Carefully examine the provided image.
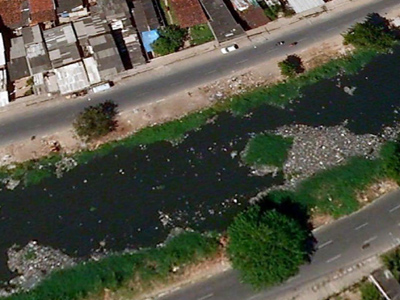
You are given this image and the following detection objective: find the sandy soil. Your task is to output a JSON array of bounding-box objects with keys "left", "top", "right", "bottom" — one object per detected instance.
[{"left": 0, "top": 35, "right": 347, "bottom": 166}]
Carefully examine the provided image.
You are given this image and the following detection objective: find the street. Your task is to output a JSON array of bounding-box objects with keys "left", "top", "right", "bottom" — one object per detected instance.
[
  {"left": 159, "top": 190, "right": 400, "bottom": 300},
  {"left": 0, "top": 0, "right": 399, "bottom": 146}
]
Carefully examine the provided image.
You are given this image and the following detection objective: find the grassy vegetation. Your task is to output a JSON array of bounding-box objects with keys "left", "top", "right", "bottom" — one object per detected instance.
[
  {"left": 242, "top": 133, "right": 293, "bottom": 168},
  {"left": 190, "top": 24, "right": 215, "bottom": 46},
  {"left": 2, "top": 232, "right": 220, "bottom": 300},
  {"left": 383, "top": 247, "right": 400, "bottom": 281},
  {"left": 267, "top": 156, "right": 383, "bottom": 218}
]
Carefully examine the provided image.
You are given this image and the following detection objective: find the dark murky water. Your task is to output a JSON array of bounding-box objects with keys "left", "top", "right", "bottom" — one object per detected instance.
[{"left": 0, "top": 49, "right": 400, "bottom": 281}]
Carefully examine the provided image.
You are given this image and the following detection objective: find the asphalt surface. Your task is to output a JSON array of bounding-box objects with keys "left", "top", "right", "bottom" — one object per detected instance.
[
  {"left": 159, "top": 190, "right": 400, "bottom": 300},
  {"left": 0, "top": 0, "right": 398, "bottom": 146}
]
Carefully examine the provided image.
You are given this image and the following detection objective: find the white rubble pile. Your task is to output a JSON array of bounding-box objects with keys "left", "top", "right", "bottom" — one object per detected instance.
[
  {"left": 0, "top": 241, "right": 76, "bottom": 296},
  {"left": 275, "top": 124, "right": 383, "bottom": 186}
]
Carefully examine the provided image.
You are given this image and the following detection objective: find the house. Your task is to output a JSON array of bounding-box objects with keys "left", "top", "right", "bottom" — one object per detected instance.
[
  {"left": 88, "top": 33, "right": 125, "bottom": 80},
  {"left": 131, "top": 0, "right": 163, "bottom": 58},
  {"left": 0, "top": 0, "right": 30, "bottom": 30},
  {"left": 29, "top": 0, "right": 56, "bottom": 25},
  {"left": 54, "top": 61, "right": 90, "bottom": 94},
  {"left": 93, "top": 0, "right": 147, "bottom": 68},
  {"left": 230, "top": 0, "right": 268, "bottom": 29},
  {"left": 43, "top": 23, "right": 81, "bottom": 68},
  {"left": 370, "top": 269, "right": 400, "bottom": 300},
  {"left": 200, "top": 0, "right": 245, "bottom": 42},
  {"left": 22, "top": 25, "right": 52, "bottom": 75},
  {"left": 56, "top": 0, "right": 87, "bottom": 21},
  {"left": 169, "top": 0, "right": 207, "bottom": 28},
  {"left": 286, "top": 0, "right": 324, "bottom": 14},
  {"left": 8, "top": 37, "right": 30, "bottom": 81}
]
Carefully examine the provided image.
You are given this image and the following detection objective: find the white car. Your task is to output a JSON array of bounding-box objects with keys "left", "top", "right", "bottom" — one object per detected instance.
[{"left": 221, "top": 44, "right": 239, "bottom": 54}]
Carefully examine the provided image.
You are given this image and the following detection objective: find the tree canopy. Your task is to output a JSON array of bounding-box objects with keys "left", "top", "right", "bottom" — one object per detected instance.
[
  {"left": 227, "top": 205, "right": 309, "bottom": 289},
  {"left": 343, "top": 13, "right": 397, "bottom": 51},
  {"left": 152, "top": 25, "right": 188, "bottom": 56},
  {"left": 73, "top": 100, "right": 118, "bottom": 141},
  {"left": 278, "top": 55, "right": 305, "bottom": 77}
]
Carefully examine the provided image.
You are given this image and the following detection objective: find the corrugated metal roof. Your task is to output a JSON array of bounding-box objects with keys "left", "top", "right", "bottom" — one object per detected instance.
[
  {"left": 287, "top": 0, "right": 324, "bottom": 14},
  {"left": 0, "top": 91, "right": 9, "bottom": 107}
]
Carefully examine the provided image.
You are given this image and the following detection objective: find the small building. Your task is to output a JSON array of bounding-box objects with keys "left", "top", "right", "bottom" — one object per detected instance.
[
  {"left": 169, "top": 0, "right": 207, "bottom": 28},
  {"left": 0, "top": 0, "right": 30, "bottom": 30},
  {"left": 22, "top": 26, "right": 52, "bottom": 75},
  {"left": 28, "top": 0, "right": 56, "bottom": 25},
  {"left": 83, "top": 57, "right": 101, "bottom": 85},
  {"left": 230, "top": 0, "right": 269, "bottom": 29},
  {"left": 370, "top": 269, "right": 400, "bottom": 300},
  {"left": 131, "top": 0, "right": 162, "bottom": 33},
  {"left": 43, "top": 23, "right": 81, "bottom": 68},
  {"left": 8, "top": 37, "right": 30, "bottom": 81},
  {"left": 89, "top": 33, "right": 125, "bottom": 80},
  {"left": 200, "top": 0, "right": 245, "bottom": 43},
  {"left": 286, "top": 0, "right": 325, "bottom": 14},
  {"left": 54, "top": 61, "right": 89, "bottom": 94},
  {"left": 56, "top": 0, "right": 87, "bottom": 21}
]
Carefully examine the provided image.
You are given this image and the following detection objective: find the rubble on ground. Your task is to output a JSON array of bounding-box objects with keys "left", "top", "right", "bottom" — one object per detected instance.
[
  {"left": 55, "top": 157, "right": 77, "bottom": 178},
  {"left": 0, "top": 241, "right": 76, "bottom": 296},
  {"left": 275, "top": 124, "right": 383, "bottom": 186},
  {"left": 200, "top": 71, "right": 269, "bottom": 102}
]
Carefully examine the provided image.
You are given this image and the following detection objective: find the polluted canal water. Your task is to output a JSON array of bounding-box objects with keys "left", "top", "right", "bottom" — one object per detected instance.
[{"left": 1, "top": 49, "right": 400, "bottom": 282}]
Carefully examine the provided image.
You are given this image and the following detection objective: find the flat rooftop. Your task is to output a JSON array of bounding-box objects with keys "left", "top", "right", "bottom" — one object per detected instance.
[
  {"left": 8, "top": 37, "right": 30, "bottom": 81},
  {"left": 55, "top": 61, "right": 90, "bottom": 94},
  {"left": 44, "top": 23, "right": 81, "bottom": 68},
  {"left": 200, "top": 0, "right": 244, "bottom": 42}
]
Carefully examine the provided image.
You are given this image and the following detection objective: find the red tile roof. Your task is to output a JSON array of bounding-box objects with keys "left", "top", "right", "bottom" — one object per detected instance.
[
  {"left": 29, "top": 0, "right": 56, "bottom": 24},
  {"left": 170, "top": 0, "right": 207, "bottom": 28},
  {"left": 0, "top": 0, "right": 25, "bottom": 28}
]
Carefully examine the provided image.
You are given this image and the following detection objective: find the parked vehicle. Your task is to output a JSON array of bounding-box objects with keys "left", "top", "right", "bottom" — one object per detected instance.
[
  {"left": 221, "top": 44, "right": 239, "bottom": 54},
  {"left": 91, "top": 82, "right": 112, "bottom": 93},
  {"left": 276, "top": 41, "right": 285, "bottom": 46}
]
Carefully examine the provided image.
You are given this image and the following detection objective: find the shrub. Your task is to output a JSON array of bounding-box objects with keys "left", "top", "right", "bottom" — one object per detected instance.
[
  {"left": 278, "top": 55, "right": 305, "bottom": 77},
  {"left": 242, "top": 133, "right": 293, "bottom": 168},
  {"left": 343, "top": 13, "right": 397, "bottom": 52},
  {"left": 227, "top": 205, "right": 308, "bottom": 288},
  {"left": 73, "top": 100, "right": 118, "bottom": 141},
  {"left": 360, "top": 282, "right": 383, "bottom": 300},
  {"left": 152, "top": 25, "right": 188, "bottom": 55}
]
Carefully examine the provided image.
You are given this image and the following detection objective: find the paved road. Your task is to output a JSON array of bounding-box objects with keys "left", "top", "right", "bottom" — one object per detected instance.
[
  {"left": 0, "top": 0, "right": 399, "bottom": 146},
  {"left": 159, "top": 190, "right": 400, "bottom": 300}
]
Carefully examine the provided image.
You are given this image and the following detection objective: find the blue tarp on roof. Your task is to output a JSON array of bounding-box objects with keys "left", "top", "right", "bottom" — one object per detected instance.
[{"left": 141, "top": 30, "right": 159, "bottom": 52}]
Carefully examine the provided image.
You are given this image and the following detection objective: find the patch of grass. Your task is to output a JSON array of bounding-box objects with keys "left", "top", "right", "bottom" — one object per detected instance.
[
  {"left": 2, "top": 232, "right": 220, "bottom": 300},
  {"left": 242, "top": 133, "right": 293, "bottom": 168},
  {"left": 294, "top": 157, "right": 382, "bottom": 217},
  {"left": 383, "top": 247, "right": 400, "bottom": 281},
  {"left": 190, "top": 24, "right": 214, "bottom": 46}
]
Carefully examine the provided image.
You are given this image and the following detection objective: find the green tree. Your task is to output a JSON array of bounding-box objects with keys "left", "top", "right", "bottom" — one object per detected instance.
[
  {"left": 227, "top": 205, "right": 309, "bottom": 289},
  {"left": 73, "top": 100, "right": 118, "bottom": 141},
  {"left": 152, "top": 25, "right": 188, "bottom": 55},
  {"left": 360, "top": 282, "right": 383, "bottom": 300},
  {"left": 278, "top": 55, "right": 304, "bottom": 77},
  {"left": 343, "top": 13, "right": 397, "bottom": 52}
]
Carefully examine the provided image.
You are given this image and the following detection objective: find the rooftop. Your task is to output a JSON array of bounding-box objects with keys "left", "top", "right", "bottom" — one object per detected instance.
[
  {"left": 22, "top": 25, "right": 43, "bottom": 45},
  {"left": 93, "top": 0, "right": 130, "bottom": 21},
  {"left": 56, "top": 0, "right": 83, "bottom": 14},
  {"left": 170, "top": 0, "right": 207, "bottom": 28},
  {"left": 371, "top": 269, "right": 400, "bottom": 300},
  {"left": 89, "top": 33, "right": 124, "bottom": 80},
  {"left": 200, "top": 0, "right": 244, "bottom": 42},
  {"left": 287, "top": 0, "right": 324, "bottom": 14},
  {"left": 8, "top": 37, "right": 30, "bottom": 81},
  {"left": 73, "top": 15, "right": 110, "bottom": 42},
  {"left": 131, "top": 0, "right": 161, "bottom": 32},
  {"left": 29, "top": 0, "right": 56, "bottom": 24},
  {"left": 54, "top": 61, "right": 90, "bottom": 94},
  {"left": 44, "top": 23, "right": 81, "bottom": 68},
  {"left": 0, "top": 0, "right": 30, "bottom": 29}
]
